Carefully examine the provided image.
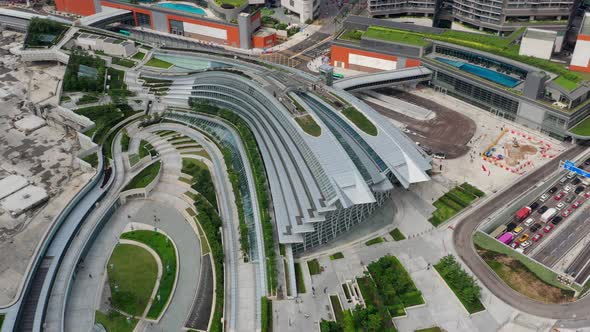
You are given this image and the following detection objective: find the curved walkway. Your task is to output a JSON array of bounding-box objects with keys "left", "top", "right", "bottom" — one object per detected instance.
[{"left": 453, "top": 144, "right": 590, "bottom": 322}]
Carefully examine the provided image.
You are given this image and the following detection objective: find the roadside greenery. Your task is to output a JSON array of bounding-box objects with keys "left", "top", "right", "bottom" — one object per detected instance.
[
  {"left": 261, "top": 297, "right": 272, "bottom": 332},
  {"left": 120, "top": 230, "right": 177, "bottom": 319},
  {"left": 365, "top": 237, "right": 384, "bottom": 246},
  {"left": 191, "top": 100, "right": 277, "bottom": 293},
  {"left": 429, "top": 183, "right": 483, "bottom": 226},
  {"left": 307, "top": 259, "right": 321, "bottom": 275},
  {"left": 295, "top": 262, "right": 306, "bottom": 293},
  {"left": 330, "top": 295, "right": 344, "bottom": 322},
  {"left": 434, "top": 255, "right": 484, "bottom": 314},
  {"left": 123, "top": 160, "right": 161, "bottom": 190},
  {"left": 63, "top": 52, "right": 106, "bottom": 93},
  {"left": 390, "top": 228, "right": 406, "bottom": 241},
  {"left": 341, "top": 107, "right": 378, "bottom": 136},
  {"left": 107, "top": 244, "right": 158, "bottom": 316},
  {"left": 330, "top": 252, "right": 344, "bottom": 260}
]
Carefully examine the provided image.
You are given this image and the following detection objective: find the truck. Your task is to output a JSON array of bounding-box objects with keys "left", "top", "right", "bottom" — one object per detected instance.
[
  {"left": 498, "top": 232, "right": 514, "bottom": 245},
  {"left": 515, "top": 206, "right": 532, "bottom": 221},
  {"left": 490, "top": 225, "right": 507, "bottom": 239},
  {"left": 540, "top": 208, "right": 557, "bottom": 223}
]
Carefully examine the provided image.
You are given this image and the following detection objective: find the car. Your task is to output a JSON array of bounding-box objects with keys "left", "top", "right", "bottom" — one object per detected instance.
[
  {"left": 540, "top": 194, "right": 549, "bottom": 202},
  {"left": 510, "top": 242, "right": 520, "bottom": 249},
  {"left": 551, "top": 216, "right": 563, "bottom": 225},
  {"left": 573, "top": 201, "right": 584, "bottom": 209},
  {"left": 530, "top": 223, "right": 542, "bottom": 232},
  {"left": 562, "top": 209, "right": 572, "bottom": 217},
  {"left": 519, "top": 233, "right": 530, "bottom": 242},
  {"left": 543, "top": 224, "right": 554, "bottom": 233},
  {"left": 556, "top": 202, "right": 566, "bottom": 210},
  {"left": 549, "top": 187, "right": 558, "bottom": 194},
  {"left": 529, "top": 202, "right": 540, "bottom": 211},
  {"left": 566, "top": 195, "right": 576, "bottom": 203},
  {"left": 538, "top": 206, "right": 549, "bottom": 214},
  {"left": 555, "top": 192, "right": 566, "bottom": 200},
  {"left": 521, "top": 240, "right": 532, "bottom": 248},
  {"left": 524, "top": 217, "right": 535, "bottom": 226},
  {"left": 513, "top": 226, "right": 524, "bottom": 235},
  {"left": 506, "top": 222, "right": 517, "bottom": 232},
  {"left": 575, "top": 186, "right": 586, "bottom": 194},
  {"left": 532, "top": 233, "right": 543, "bottom": 242},
  {"left": 585, "top": 191, "right": 590, "bottom": 198},
  {"left": 585, "top": 158, "right": 590, "bottom": 166},
  {"left": 564, "top": 185, "right": 573, "bottom": 193},
  {"left": 572, "top": 178, "right": 582, "bottom": 185},
  {"left": 567, "top": 172, "right": 577, "bottom": 179}
]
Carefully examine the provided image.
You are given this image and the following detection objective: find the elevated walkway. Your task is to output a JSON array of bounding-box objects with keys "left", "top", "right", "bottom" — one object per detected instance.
[
  {"left": 332, "top": 66, "right": 432, "bottom": 92},
  {"left": 79, "top": 7, "right": 133, "bottom": 28}
]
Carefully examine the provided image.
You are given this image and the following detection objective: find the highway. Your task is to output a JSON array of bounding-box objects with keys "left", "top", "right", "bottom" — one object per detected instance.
[
  {"left": 453, "top": 143, "right": 590, "bottom": 320},
  {"left": 567, "top": 243, "right": 590, "bottom": 284}
]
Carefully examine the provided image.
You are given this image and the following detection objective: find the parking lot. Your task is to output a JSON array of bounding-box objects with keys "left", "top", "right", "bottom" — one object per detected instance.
[{"left": 489, "top": 157, "right": 590, "bottom": 281}]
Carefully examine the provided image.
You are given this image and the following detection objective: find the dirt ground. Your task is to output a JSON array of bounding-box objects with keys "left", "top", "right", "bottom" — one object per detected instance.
[
  {"left": 478, "top": 248, "right": 575, "bottom": 304},
  {"left": 361, "top": 87, "right": 476, "bottom": 159}
]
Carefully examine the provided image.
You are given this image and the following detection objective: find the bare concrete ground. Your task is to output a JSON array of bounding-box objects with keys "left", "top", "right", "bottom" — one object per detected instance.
[
  {"left": 0, "top": 32, "right": 92, "bottom": 306},
  {"left": 363, "top": 87, "right": 476, "bottom": 159}
]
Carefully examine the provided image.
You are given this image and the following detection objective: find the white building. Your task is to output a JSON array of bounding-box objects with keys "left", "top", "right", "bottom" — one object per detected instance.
[
  {"left": 571, "top": 13, "right": 590, "bottom": 73},
  {"left": 76, "top": 33, "right": 137, "bottom": 57},
  {"left": 519, "top": 28, "right": 556, "bottom": 60},
  {"left": 281, "top": 0, "right": 320, "bottom": 23}
]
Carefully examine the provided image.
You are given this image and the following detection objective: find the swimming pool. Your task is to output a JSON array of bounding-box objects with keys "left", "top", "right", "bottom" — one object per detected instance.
[
  {"left": 156, "top": 2, "right": 206, "bottom": 15},
  {"left": 435, "top": 57, "right": 521, "bottom": 88}
]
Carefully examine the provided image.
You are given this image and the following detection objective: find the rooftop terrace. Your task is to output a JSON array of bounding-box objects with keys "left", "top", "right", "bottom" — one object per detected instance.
[{"left": 339, "top": 25, "right": 588, "bottom": 91}]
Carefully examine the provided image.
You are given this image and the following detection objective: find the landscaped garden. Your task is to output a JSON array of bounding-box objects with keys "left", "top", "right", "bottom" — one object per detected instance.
[
  {"left": 123, "top": 160, "right": 161, "bottom": 190},
  {"left": 75, "top": 104, "right": 134, "bottom": 145},
  {"left": 307, "top": 259, "right": 321, "bottom": 275},
  {"left": 77, "top": 94, "right": 100, "bottom": 105},
  {"left": 24, "top": 18, "right": 68, "bottom": 48},
  {"left": 390, "top": 228, "right": 406, "bottom": 241},
  {"left": 182, "top": 158, "right": 218, "bottom": 209},
  {"left": 63, "top": 52, "right": 106, "bottom": 93},
  {"left": 474, "top": 232, "right": 576, "bottom": 302},
  {"left": 341, "top": 106, "right": 378, "bottom": 136},
  {"left": 365, "top": 236, "right": 384, "bottom": 246},
  {"left": 330, "top": 252, "right": 344, "bottom": 260},
  {"left": 145, "top": 57, "right": 174, "bottom": 69},
  {"left": 429, "top": 182, "right": 484, "bottom": 226},
  {"left": 120, "top": 230, "right": 177, "bottom": 319},
  {"left": 107, "top": 243, "right": 158, "bottom": 316},
  {"left": 570, "top": 116, "right": 590, "bottom": 137},
  {"left": 95, "top": 310, "right": 138, "bottom": 332},
  {"left": 434, "top": 255, "right": 484, "bottom": 314}
]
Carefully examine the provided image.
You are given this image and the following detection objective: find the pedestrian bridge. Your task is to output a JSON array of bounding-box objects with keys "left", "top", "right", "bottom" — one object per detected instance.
[{"left": 333, "top": 66, "right": 432, "bottom": 92}]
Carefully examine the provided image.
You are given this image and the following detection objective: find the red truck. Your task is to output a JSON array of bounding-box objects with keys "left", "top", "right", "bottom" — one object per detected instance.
[{"left": 515, "top": 207, "right": 532, "bottom": 221}]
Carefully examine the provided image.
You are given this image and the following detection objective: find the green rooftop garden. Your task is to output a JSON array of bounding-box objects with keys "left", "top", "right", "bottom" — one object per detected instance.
[
  {"left": 124, "top": 160, "right": 161, "bottom": 190},
  {"left": 349, "top": 26, "right": 584, "bottom": 90},
  {"left": 342, "top": 106, "right": 378, "bottom": 136},
  {"left": 24, "top": 18, "right": 68, "bottom": 48},
  {"left": 570, "top": 116, "right": 590, "bottom": 137},
  {"left": 213, "top": 0, "right": 247, "bottom": 7},
  {"left": 295, "top": 114, "right": 321, "bottom": 137}
]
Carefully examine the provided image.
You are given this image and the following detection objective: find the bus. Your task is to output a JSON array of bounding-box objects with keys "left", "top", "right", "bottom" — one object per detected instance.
[
  {"left": 119, "top": 30, "right": 131, "bottom": 36},
  {"left": 332, "top": 73, "right": 344, "bottom": 79}
]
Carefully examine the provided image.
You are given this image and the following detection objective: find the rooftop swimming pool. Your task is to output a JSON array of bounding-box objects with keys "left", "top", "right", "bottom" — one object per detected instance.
[
  {"left": 435, "top": 57, "right": 521, "bottom": 88},
  {"left": 156, "top": 2, "right": 206, "bottom": 15}
]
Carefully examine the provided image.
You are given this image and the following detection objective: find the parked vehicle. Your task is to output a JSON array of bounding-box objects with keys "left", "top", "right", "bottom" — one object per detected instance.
[
  {"left": 543, "top": 224, "right": 554, "bottom": 233},
  {"left": 575, "top": 186, "right": 586, "bottom": 194},
  {"left": 564, "top": 185, "right": 573, "bottom": 193},
  {"left": 515, "top": 206, "right": 532, "bottom": 221},
  {"left": 585, "top": 158, "right": 590, "bottom": 166},
  {"left": 573, "top": 201, "right": 584, "bottom": 209},
  {"left": 524, "top": 218, "right": 535, "bottom": 226},
  {"left": 506, "top": 222, "right": 517, "bottom": 232},
  {"left": 566, "top": 195, "right": 576, "bottom": 203},
  {"left": 540, "top": 208, "right": 557, "bottom": 222},
  {"left": 530, "top": 224, "right": 541, "bottom": 232},
  {"left": 532, "top": 233, "right": 543, "bottom": 242},
  {"left": 551, "top": 216, "right": 563, "bottom": 225},
  {"left": 538, "top": 206, "right": 549, "bottom": 214},
  {"left": 519, "top": 233, "right": 530, "bottom": 242},
  {"left": 491, "top": 225, "right": 508, "bottom": 238},
  {"left": 555, "top": 192, "right": 566, "bottom": 200},
  {"left": 584, "top": 191, "right": 590, "bottom": 198},
  {"left": 556, "top": 202, "right": 566, "bottom": 210},
  {"left": 572, "top": 178, "right": 582, "bottom": 185},
  {"left": 521, "top": 240, "right": 532, "bottom": 248},
  {"left": 529, "top": 202, "right": 540, "bottom": 211},
  {"left": 510, "top": 242, "right": 520, "bottom": 249},
  {"left": 513, "top": 226, "right": 524, "bottom": 235},
  {"left": 540, "top": 194, "right": 549, "bottom": 202},
  {"left": 567, "top": 172, "right": 577, "bottom": 179},
  {"left": 562, "top": 209, "right": 572, "bottom": 218},
  {"left": 560, "top": 177, "right": 569, "bottom": 184},
  {"left": 549, "top": 187, "right": 558, "bottom": 194},
  {"left": 498, "top": 232, "right": 514, "bottom": 244}
]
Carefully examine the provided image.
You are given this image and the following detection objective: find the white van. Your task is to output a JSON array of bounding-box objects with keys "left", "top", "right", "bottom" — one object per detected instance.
[{"left": 524, "top": 218, "right": 535, "bottom": 226}]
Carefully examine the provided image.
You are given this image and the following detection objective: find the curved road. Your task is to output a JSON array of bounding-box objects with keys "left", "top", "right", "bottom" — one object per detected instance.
[{"left": 453, "top": 144, "right": 590, "bottom": 320}]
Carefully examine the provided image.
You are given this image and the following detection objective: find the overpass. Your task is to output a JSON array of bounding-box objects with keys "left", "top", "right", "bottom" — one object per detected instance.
[
  {"left": 79, "top": 7, "right": 133, "bottom": 28},
  {"left": 332, "top": 66, "right": 432, "bottom": 92}
]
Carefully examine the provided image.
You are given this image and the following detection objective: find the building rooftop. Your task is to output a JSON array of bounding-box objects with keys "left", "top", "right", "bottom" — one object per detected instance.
[
  {"left": 0, "top": 175, "right": 29, "bottom": 200},
  {"left": 0, "top": 185, "right": 48, "bottom": 216},
  {"left": 523, "top": 28, "right": 557, "bottom": 42}
]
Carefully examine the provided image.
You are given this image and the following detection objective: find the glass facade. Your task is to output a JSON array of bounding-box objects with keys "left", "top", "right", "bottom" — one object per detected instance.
[{"left": 136, "top": 13, "right": 151, "bottom": 27}]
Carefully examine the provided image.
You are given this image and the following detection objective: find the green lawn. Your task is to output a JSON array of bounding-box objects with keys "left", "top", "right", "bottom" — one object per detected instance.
[
  {"left": 554, "top": 76, "right": 578, "bottom": 91},
  {"left": 294, "top": 262, "right": 306, "bottom": 293},
  {"left": 213, "top": 0, "right": 247, "bottom": 7},
  {"left": 132, "top": 52, "right": 146, "bottom": 60},
  {"left": 364, "top": 26, "right": 430, "bottom": 46},
  {"left": 95, "top": 310, "right": 138, "bottom": 332},
  {"left": 123, "top": 160, "right": 161, "bottom": 191},
  {"left": 365, "top": 236, "right": 385, "bottom": 246},
  {"left": 145, "top": 57, "right": 173, "bottom": 69},
  {"left": 341, "top": 107, "right": 378, "bottom": 136},
  {"left": 340, "top": 30, "right": 363, "bottom": 42},
  {"left": 120, "top": 230, "right": 177, "bottom": 319},
  {"left": 473, "top": 232, "right": 573, "bottom": 290},
  {"left": 330, "top": 252, "right": 344, "bottom": 260},
  {"left": 390, "top": 228, "right": 406, "bottom": 241},
  {"left": 112, "top": 57, "right": 136, "bottom": 68},
  {"left": 570, "top": 116, "right": 590, "bottom": 137},
  {"left": 295, "top": 114, "right": 321, "bottom": 137},
  {"left": 138, "top": 139, "right": 154, "bottom": 158},
  {"left": 415, "top": 328, "right": 442, "bottom": 332},
  {"left": 107, "top": 244, "right": 158, "bottom": 316},
  {"left": 307, "top": 259, "right": 321, "bottom": 275},
  {"left": 429, "top": 184, "right": 484, "bottom": 226}
]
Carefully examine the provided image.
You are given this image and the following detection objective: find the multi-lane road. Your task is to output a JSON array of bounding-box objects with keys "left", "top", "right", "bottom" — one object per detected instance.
[{"left": 453, "top": 143, "right": 590, "bottom": 320}]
